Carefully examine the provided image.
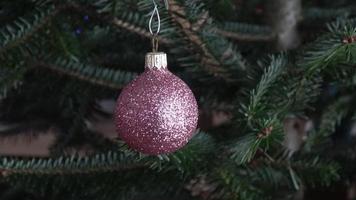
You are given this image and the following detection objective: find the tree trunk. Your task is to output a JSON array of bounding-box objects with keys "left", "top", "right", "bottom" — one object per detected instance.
[{"left": 267, "top": 0, "right": 302, "bottom": 50}]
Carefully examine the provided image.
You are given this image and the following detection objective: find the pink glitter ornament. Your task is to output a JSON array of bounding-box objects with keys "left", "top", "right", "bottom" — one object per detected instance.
[{"left": 114, "top": 52, "right": 198, "bottom": 155}]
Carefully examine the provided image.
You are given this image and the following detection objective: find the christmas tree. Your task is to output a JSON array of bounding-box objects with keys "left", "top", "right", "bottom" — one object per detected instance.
[{"left": 0, "top": 0, "right": 355, "bottom": 199}]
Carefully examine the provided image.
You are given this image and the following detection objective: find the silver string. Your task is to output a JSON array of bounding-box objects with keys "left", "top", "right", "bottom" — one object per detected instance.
[
  {"left": 148, "top": 0, "right": 169, "bottom": 36},
  {"left": 149, "top": 1, "right": 160, "bottom": 35}
]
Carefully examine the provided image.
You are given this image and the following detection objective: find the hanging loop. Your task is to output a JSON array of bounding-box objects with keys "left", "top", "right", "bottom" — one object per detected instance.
[
  {"left": 149, "top": 2, "right": 161, "bottom": 35},
  {"left": 148, "top": 0, "right": 169, "bottom": 51},
  {"left": 148, "top": 0, "right": 169, "bottom": 36}
]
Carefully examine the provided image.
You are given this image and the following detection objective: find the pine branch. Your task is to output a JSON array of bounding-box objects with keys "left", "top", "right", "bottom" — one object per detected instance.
[
  {"left": 0, "top": 132, "right": 213, "bottom": 175},
  {"left": 3, "top": 170, "right": 191, "bottom": 200},
  {"left": 215, "top": 167, "right": 264, "bottom": 200},
  {"left": 229, "top": 133, "right": 263, "bottom": 165},
  {"left": 111, "top": 16, "right": 172, "bottom": 45},
  {"left": 34, "top": 58, "right": 137, "bottom": 89},
  {"left": 230, "top": 119, "right": 283, "bottom": 165},
  {"left": 230, "top": 55, "right": 288, "bottom": 164},
  {"left": 288, "top": 156, "right": 341, "bottom": 188},
  {"left": 303, "top": 7, "right": 356, "bottom": 21},
  {"left": 286, "top": 71, "right": 322, "bottom": 113},
  {"left": 216, "top": 22, "right": 275, "bottom": 42},
  {"left": 244, "top": 55, "right": 287, "bottom": 122},
  {"left": 299, "top": 22, "right": 356, "bottom": 75},
  {"left": 234, "top": 157, "right": 338, "bottom": 193},
  {"left": 247, "top": 164, "right": 288, "bottom": 189},
  {"left": 78, "top": 0, "right": 247, "bottom": 82},
  {"left": 284, "top": 20, "right": 356, "bottom": 118},
  {"left": 167, "top": 1, "right": 223, "bottom": 71},
  {"left": 213, "top": 154, "right": 340, "bottom": 200},
  {"left": 216, "top": 29, "right": 274, "bottom": 42},
  {"left": 305, "top": 96, "right": 352, "bottom": 150},
  {"left": 0, "top": 5, "right": 59, "bottom": 55},
  {"left": 167, "top": 0, "right": 245, "bottom": 81},
  {"left": 67, "top": 2, "right": 173, "bottom": 45}
]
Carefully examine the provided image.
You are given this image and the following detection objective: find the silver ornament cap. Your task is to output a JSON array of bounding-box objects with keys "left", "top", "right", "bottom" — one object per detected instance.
[{"left": 145, "top": 52, "right": 167, "bottom": 70}]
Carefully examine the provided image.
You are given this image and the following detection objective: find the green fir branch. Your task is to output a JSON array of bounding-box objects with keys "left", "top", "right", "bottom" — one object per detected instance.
[
  {"left": 71, "top": 1, "right": 173, "bottom": 44},
  {"left": 250, "top": 156, "right": 340, "bottom": 190},
  {"left": 305, "top": 96, "right": 352, "bottom": 149},
  {"left": 2, "top": 169, "right": 190, "bottom": 200},
  {"left": 244, "top": 55, "right": 287, "bottom": 122},
  {"left": 165, "top": 0, "right": 248, "bottom": 81},
  {"left": 303, "top": 7, "right": 353, "bottom": 21},
  {"left": 299, "top": 21, "right": 356, "bottom": 75},
  {"left": 215, "top": 167, "right": 265, "bottom": 200},
  {"left": 0, "top": 5, "right": 59, "bottom": 55},
  {"left": 229, "top": 133, "right": 263, "bottom": 165},
  {"left": 213, "top": 155, "right": 340, "bottom": 200},
  {"left": 0, "top": 131, "right": 213, "bottom": 175},
  {"left": 35, "top": 57, "right": 137, "bottom": 89},
  {"left": 230, "top": 55, "right": 288, "bottom": 165},
  {"left": 290, "top": 156, "right": 341, "bottom": 188},
  {"left": 230, "top": 119, "right": 283, "bottom": 165},
  {"left": 216, "top": 22, "right": 274, "bottom": 42}
]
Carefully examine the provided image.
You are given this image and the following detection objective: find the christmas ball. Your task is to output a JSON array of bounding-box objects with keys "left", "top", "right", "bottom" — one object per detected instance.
[{"left": 114, "top": 52, "right": 198, "bottom": 155}]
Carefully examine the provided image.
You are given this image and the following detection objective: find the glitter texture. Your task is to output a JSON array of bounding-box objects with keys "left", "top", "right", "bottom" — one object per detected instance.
[{"left": 114, "top": 54, "right": 198, "bottom": 155}]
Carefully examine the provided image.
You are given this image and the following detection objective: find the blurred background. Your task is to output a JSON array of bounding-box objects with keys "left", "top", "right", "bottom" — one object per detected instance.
[{"left": 0, "top": 0, "right": 356, "bottom": 199}]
